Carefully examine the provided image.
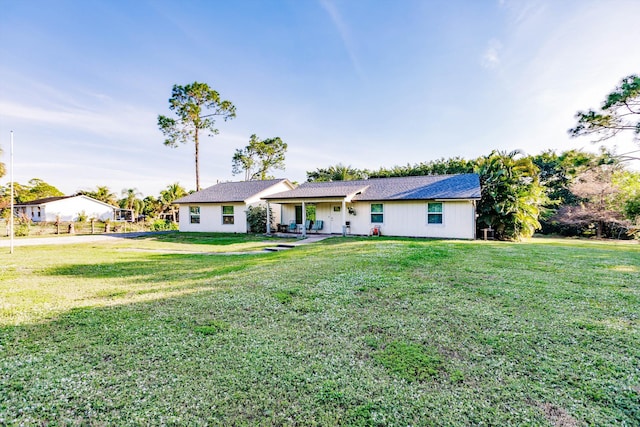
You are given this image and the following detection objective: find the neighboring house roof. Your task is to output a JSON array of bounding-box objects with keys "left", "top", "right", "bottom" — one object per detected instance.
[
  {"left": 14, "top": 195, "right": 117, "bottom": 209},
  {"left": 174, "top": 179, "right": 293, "bottom": 204},
  {"left": 14, "top": 196, "right": 72, "bottom": 206},
  {"left": 265, "top": 174, "right": 481, "bottom": 201}
]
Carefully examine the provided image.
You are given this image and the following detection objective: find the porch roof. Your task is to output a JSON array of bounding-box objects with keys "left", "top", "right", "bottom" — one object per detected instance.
[{"left": 264, "top": 181, "right": 369, "bottom": 202}]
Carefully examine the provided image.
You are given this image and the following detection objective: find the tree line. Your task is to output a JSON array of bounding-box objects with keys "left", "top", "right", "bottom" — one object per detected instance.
[{"left": 305, "top": 148, "right": 640, "bottom": 240}]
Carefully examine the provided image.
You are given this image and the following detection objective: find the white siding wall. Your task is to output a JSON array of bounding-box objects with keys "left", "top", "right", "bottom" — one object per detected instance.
[
  {"left": 266, "top": 202, "right": 283, "bottom": 226},
  {"left": 179, "top": 203, "right": 247, "bottom": 233},
  {"left": 177, "top": 181, "right": 293, "bottom": 233},
  {"left": 347, "top": 201, "right": 475, "bottom": 239},
  {"left": 179, "top": 202, "right": 286, "bottom": 233},
  {"left": 39, "top": 198, "right": 114, "bottom": 222},
  {"left": 281, "top": 200, "right": 475, "bottom": 239},
  {"left": 280, "top": 205, "right": 295, "bottom": 226}
]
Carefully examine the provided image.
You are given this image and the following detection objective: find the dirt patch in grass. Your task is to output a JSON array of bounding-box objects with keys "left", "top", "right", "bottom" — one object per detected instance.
[{"left": 538, "top": 402, "right": 579, "bottom": 427}]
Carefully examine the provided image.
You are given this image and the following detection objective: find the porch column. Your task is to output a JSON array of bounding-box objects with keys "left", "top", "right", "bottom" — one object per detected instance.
[
  {"left": 266, "top": 202, "right": 271, "bottom": 235},
  {"left": 301, "top": 201, "right": 307, "bottom": 238},
  {"left": 341, "top": 199, "right": 347, "bottom": 236}
]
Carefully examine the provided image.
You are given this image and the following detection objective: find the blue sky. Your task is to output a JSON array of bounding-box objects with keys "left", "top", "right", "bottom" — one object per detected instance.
[{"left": 1, "top": 0, "right": 639, "bottom": 196}]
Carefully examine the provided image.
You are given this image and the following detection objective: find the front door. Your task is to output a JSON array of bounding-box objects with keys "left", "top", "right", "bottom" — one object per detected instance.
[{"left": 329, "top": 205, "right": 343, "bottom": 234}]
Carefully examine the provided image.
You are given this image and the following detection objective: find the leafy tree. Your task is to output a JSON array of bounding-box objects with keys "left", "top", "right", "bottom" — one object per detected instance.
[
  {"left": 369, "top": 157, "right": 474, "bottom": 178},
  {"left": 613, "top": 169, "right": 640, "bottom": 223},
  {"left": 0, "top": 144, "right": 5, "bottom": 179},
  {"left": 531, "top": 150, "right": 596, "bottom": 208},
  {"left": 142, "top": 195, "right": 162, "bottom": 218},
  {"left": 158, "top": 82, "right": 236, "bottom": 191},
  {"left": 7, "top": 179, "right": 63, "bottom": 203},
  {"left": 474, "top": 150, "right": 546, "bottom": 240},
  {"left": 306, "top": 163, "right": 368, "bottom": 182},
  {"left": 570, "top": 74, "right": 640, "bottom": 143},
  {"left": 624, "top": 196, "right": 640, "bottom": 223},
  {"left": 232, "top": 134, "right": 288, "bottom": 180},
  {"left": 553, "top": 166, "right": 629, "bottom": 238},
  {"left": 25, "top": 178, "right": 64, "bottom": 201}
]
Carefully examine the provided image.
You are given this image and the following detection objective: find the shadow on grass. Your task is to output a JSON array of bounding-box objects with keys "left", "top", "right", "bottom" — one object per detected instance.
[
  {"left": 0, "top": 281, "right": 402, "bottom": 425},
  {"left": 45, "top": 254, "right": 253, "bottom": 282},
  {"left": 128, "top": 232, "right": 289, "bottom": 246}
]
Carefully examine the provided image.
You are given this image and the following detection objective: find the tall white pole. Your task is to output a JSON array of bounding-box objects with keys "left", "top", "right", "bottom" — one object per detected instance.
[{"left": 9, "top": 131, "right": 14, "bottom": 254}]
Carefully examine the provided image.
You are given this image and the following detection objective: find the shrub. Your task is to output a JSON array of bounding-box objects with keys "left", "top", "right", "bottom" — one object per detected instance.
[
  {"left": 245, "top": 205, "right": 273, "bottom": 233},
  {"left": 14, "top": 222, "right": 30, "bottom": 237},
  {"left": 151, "top": 219, "right": 178, "bottom": 231}
]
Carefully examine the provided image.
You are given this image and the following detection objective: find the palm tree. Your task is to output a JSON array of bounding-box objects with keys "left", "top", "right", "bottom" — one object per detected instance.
[
  {"left": 474, "top": 150, "right": 546, "bottom": 240},
  {"left": 120, "top": 188, "right": 143, "bottom": 219},
  {"left": 93, "top": 186, "right": 118, "bottom": 206},
  {"left": 307, "top": 163, "right": 368, "bottom": 182},
  {"left": 160, "top": 183, "right": 187, "bottom": 221}
]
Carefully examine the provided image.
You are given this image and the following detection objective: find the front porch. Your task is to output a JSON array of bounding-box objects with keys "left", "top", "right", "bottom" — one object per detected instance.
[{"left": 266, "top": 199, "right": 353, "bottom": 238}]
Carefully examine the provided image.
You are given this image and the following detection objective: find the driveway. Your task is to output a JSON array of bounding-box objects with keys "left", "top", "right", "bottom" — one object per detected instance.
[
  {"left": 0, "top": 232, "right": 332, "bottom": 249},
  {"left": 0, "top": 232, "right": 166, "bottom": 247}
]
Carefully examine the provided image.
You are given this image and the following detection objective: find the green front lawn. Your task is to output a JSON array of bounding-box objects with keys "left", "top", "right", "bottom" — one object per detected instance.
[{"left": 1, "top": 236, "right": 638, "bottom": 425}]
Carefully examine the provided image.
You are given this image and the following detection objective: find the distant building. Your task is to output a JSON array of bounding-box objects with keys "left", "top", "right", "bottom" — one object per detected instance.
[{"left": 13, "top": 195, "right": 116, "bottom": 222}]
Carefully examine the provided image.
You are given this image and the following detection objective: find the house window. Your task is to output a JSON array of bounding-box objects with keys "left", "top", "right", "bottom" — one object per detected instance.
[
  {"left": 295, "top": 205, "right": 303, "bottom": 224},
  {"left": 427, "top": 202, "right": 443, "bottom": 224},
  {"left": 222, "top": 206, "right": 234, "bottom": 224},
  {"left": 189, "top": 206, "right": 200, "bottom": 224},
  {"left": 371, "top": 203, "right": 384, "bottom": 223}
]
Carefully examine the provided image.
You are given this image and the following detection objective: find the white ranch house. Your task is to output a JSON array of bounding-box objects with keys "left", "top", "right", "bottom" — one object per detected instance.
[
  {"left": 264, "top": 174, "right": 481, "bottom": 239},
  {"left": 173, "top": 179, "right": 295, "bottom": 233},
  {"left": 13, "top": 195, "right": 116, "bottom": 222}
]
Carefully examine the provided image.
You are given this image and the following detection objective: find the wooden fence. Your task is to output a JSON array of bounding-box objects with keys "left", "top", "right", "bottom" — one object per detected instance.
[{"left": 1, "top": 219, "right": 151, "bottom": 237}]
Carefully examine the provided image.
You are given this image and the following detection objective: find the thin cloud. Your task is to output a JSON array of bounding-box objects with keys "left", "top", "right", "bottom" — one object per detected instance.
[
  {"left": 318, "top": 0, "right": 364, "bottom": 79},
  {"left": 481, "top": 39, "right": 503, "bottom": 69},
  {"left": 0, "top": 100, "right": 156, "bottom": 139}
]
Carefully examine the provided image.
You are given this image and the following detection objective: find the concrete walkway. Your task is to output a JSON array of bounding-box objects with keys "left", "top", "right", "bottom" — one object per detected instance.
[{"left": 263, "top": 234, "right": 331, "bottom": 252}]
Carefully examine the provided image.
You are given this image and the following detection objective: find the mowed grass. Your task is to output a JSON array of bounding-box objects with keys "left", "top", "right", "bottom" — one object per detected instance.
[{"left": 0, "top": 235, "right": 638, "bottom": 426}]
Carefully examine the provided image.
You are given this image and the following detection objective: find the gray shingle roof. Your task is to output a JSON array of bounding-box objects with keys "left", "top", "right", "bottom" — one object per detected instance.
[
  {"left": 265, "top": 174, "right": 481, "bottom": 201},
  {"left": 174, "top": 179, "right": 291, "bottom": 204},
  {"left": 265, "top": 181, "right": 370, "bottom": 199}
]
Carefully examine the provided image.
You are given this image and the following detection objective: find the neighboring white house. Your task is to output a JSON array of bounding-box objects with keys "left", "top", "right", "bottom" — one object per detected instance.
[
  {"left": 263, "top": 174, "right": 481, "bottom": 239},
  {"left": 14, "top": 195, "right": 116, "bottom": 222},
  {"left": 173, "top": 179, "right": 295, "bottom": 233}
]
